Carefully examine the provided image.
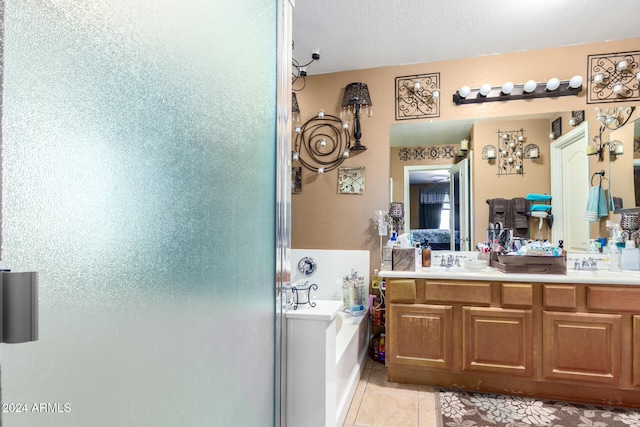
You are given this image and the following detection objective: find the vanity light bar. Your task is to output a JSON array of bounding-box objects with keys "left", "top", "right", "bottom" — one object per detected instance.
[{"left": 453, "top": 78, "right": 583, "bottom": 105}]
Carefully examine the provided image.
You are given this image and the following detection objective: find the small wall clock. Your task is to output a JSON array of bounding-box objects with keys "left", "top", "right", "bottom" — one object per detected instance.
[{"left": 338, "top": 166, "right": 365, "bottom": 194}]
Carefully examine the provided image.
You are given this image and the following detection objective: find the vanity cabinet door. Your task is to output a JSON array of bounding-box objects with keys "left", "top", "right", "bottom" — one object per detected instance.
[
  {"left": 462, "top": 307, "right": 533, "bottom": 376},
  {"left": 543, "top": 311, "right": 621, "bottom": 385},
  {"left": 388, "top": 303, "right": 453, "bottom": 369}
]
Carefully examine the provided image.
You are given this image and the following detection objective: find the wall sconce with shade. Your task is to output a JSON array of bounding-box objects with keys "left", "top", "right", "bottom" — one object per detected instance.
[
  {"left": 587, "top": 106, "right": 636, "bottom": 161},
  {"left": 453, "top": 75, "right": 583, "bottom": 105},
  {"left": 292, "top": 42, "right": 320, "bottom": 92},
  {"left": 341, "top": 82, "right": 373, "bottom": 152},
  {"left": 587, "top": 51, "right": 640, "bottom": 103},
  {"left": 395, "top": 73, "right": 440, "bottom": 119}
]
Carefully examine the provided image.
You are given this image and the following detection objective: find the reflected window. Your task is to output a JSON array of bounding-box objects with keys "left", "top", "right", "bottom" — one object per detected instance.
[{"left": 440, "top": 193, "right": 450, "bottom": 229}]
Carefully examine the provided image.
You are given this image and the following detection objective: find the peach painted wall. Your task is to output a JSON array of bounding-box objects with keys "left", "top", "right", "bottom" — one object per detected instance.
[{"left": 292, "top": 38, "right": 640, "bottom": 271}]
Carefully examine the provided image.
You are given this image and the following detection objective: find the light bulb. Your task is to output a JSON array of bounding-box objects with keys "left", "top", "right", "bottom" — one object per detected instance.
[
  {"left": 569, "top": 75, "right": 583, "bottom": 89},
  {"left": 617, "top": 60, "right": 628, "bottom": 71},
  {"left": 523, "top": 80, "right": 537, "bottom": 93},
  {"left": 501, "top": 81, "right": 514, "bottom": 94},
  {"left": 546, "top": 77, "right": 560, "bottom": 91},
  {"left": 593, "top": 73, "right": 604, "bottom": 84},
  {"left": 613, "top": 83, "right": 623, "bottom": 95},
  {"left": 479, "top": 84, "right": 491, "bottom": 96},
  {"left": 459, "top": 86, "right": 471, "bottom": 98}
]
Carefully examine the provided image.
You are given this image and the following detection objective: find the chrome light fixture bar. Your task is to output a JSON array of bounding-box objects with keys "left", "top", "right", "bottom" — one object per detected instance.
[{"left": 453, "top": 76, "right": 583, "bottom": 105}]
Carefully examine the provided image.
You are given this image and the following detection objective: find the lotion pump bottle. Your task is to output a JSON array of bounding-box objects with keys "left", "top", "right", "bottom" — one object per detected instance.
[
  {"left": 421, "top": 239, "right": 432, "bottom": 267},
  {"left": 620, "top": 240, "right": 640, "bottom": 271},
  {"left": 608, "top": 240, "right": 621, "bottom": 272}
]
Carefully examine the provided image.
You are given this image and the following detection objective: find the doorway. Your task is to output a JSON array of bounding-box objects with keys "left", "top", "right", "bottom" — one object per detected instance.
[{"left": 551, "top": 122, "right": 590, "bottom": 252}]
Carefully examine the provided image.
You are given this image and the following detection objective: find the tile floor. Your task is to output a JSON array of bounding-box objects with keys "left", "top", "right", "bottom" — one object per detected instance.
[{"left": 342, "top": 358, "right": 439, "bottom": 427}]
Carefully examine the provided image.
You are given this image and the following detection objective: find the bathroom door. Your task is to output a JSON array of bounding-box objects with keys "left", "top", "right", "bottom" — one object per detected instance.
[
  {"left": 451, "top": 156, "right": 471, "bottom": 251},
  {"left": 551, "top": 123, "right": 590, "bottom": 252}
]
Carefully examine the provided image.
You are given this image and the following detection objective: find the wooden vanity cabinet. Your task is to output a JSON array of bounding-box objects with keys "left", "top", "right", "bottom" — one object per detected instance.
[{"left": 386, "top": 278, "right": 640, "bottom": 408}]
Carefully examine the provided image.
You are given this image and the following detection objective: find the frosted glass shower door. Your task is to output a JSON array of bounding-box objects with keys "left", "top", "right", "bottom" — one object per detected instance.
[{"left": 1, "top": 1, "right": 279, "bottom": 426}]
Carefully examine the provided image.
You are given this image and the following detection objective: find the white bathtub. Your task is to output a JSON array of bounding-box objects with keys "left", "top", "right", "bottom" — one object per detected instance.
[
  {"left": 286, "top": 300, "right": 369, "bottom": 427},
  {"left": 335, "top": 308, "right": 369, "bottom": 425}
]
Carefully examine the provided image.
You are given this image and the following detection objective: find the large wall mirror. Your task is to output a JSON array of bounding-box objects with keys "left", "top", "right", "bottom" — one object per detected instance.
[{"left": 390, "top": 108, "right": 640, "bottom": 253}]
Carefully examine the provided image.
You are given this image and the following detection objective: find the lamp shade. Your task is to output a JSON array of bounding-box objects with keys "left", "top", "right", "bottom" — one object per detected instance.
[
  {"left": 341, "top": 82, "right": 373, "bottom": 107},
  {"left": 389, "top": 202, "right": 404, "bottom": 219}
]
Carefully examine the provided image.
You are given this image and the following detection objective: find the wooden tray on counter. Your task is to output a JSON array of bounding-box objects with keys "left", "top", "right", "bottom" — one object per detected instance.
[{"left": 490, "top": 252, "right": 566, "bottom": 275}]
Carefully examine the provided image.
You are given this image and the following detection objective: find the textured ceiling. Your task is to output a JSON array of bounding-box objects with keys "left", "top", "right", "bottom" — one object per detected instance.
[{"left": 293, "top": 0, "right": 640, "bottom": 75}]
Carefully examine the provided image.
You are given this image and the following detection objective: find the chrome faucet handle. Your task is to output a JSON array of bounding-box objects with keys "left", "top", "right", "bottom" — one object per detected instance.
[{"left": 454, "top": 257, "right": 461, "bottom": 267}]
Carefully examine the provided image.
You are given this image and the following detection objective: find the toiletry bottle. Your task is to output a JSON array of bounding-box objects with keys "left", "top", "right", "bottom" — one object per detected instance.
[
  {"left": 608, "top": 240, "right": 621, "bottom": 272},
  {"left": 620, "top": 240, "right": 640, "bottom": 271},
  {"left": 342, "top": 277, "right": 350, "bottom": 308},
  {"left": 422, "top": 239, "right": 432, "bottom": 267}
]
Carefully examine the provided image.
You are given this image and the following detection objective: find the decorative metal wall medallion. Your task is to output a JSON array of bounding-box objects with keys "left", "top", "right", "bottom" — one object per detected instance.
[
  {"left": 395, "top": 73, "right": 440, "bottom": 120},
  {"left": 496, "top": 129, "right": 526, "bottom": 176},
  {"left": 587, "top": 51, "right": 640, "bottom": 104},
  {"left": 413, "top": 147, "right": 426, "bottom": 161},
  {"left": 399, "top": 147, "right": 411, "bottom": 161}
]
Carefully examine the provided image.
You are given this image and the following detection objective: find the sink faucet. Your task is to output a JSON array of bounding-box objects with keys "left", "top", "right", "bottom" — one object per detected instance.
[
  {"left": 440, "top": 254, "right": 462, "bottom": 267},
  {"left": 574, "top": 257, "right": 598, "bottom": 271}
]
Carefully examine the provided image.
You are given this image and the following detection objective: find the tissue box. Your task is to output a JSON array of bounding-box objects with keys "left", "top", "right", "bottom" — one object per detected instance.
[
  {"left": 382, "top": 246, "right": 393, "bottom": 271},
  {"left": 392, "top": 248, "right": 419, "bottom": 271}
]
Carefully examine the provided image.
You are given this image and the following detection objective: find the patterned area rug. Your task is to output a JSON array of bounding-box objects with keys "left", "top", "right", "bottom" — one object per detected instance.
[{"left": 436, "top": 388, "right": 640, "bottom": 427}]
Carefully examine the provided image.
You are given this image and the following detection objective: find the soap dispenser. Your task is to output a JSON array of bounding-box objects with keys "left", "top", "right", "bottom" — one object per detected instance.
[
  {"left": 608, "top": 240, "right": 621, "bottom": 272},
  {"left": 421, "top": 239, "right": 431, "bottom": 267},
  {"left": 620, "top": 240, "right": 640, "bottom": 271}
]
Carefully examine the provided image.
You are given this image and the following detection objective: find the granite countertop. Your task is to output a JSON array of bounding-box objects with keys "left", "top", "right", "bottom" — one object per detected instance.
[{"left": 380, "top": 252, "right": 640, "bottom": 286}]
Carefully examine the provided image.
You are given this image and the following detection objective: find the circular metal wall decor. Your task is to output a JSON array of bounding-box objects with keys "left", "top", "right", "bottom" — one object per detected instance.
[{"left": 297, "top": 257, "right": 317, "bottom": 277}]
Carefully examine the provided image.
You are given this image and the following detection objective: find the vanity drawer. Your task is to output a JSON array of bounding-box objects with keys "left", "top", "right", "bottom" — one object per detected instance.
[
  {"left": 387, "top": 279, "right": 417, "bottom": 303},
  {"left": 544, "top": 285, "right": 577, "bottom": 310},
  {"left": 501, "top": 283, "right": 533, "bottom": 308},
  {"left": 425, "top": 281, "right": 491, "bottom": 305},
  {"left": 588, "top": 286, "right": 640, "bottom": 313}
]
